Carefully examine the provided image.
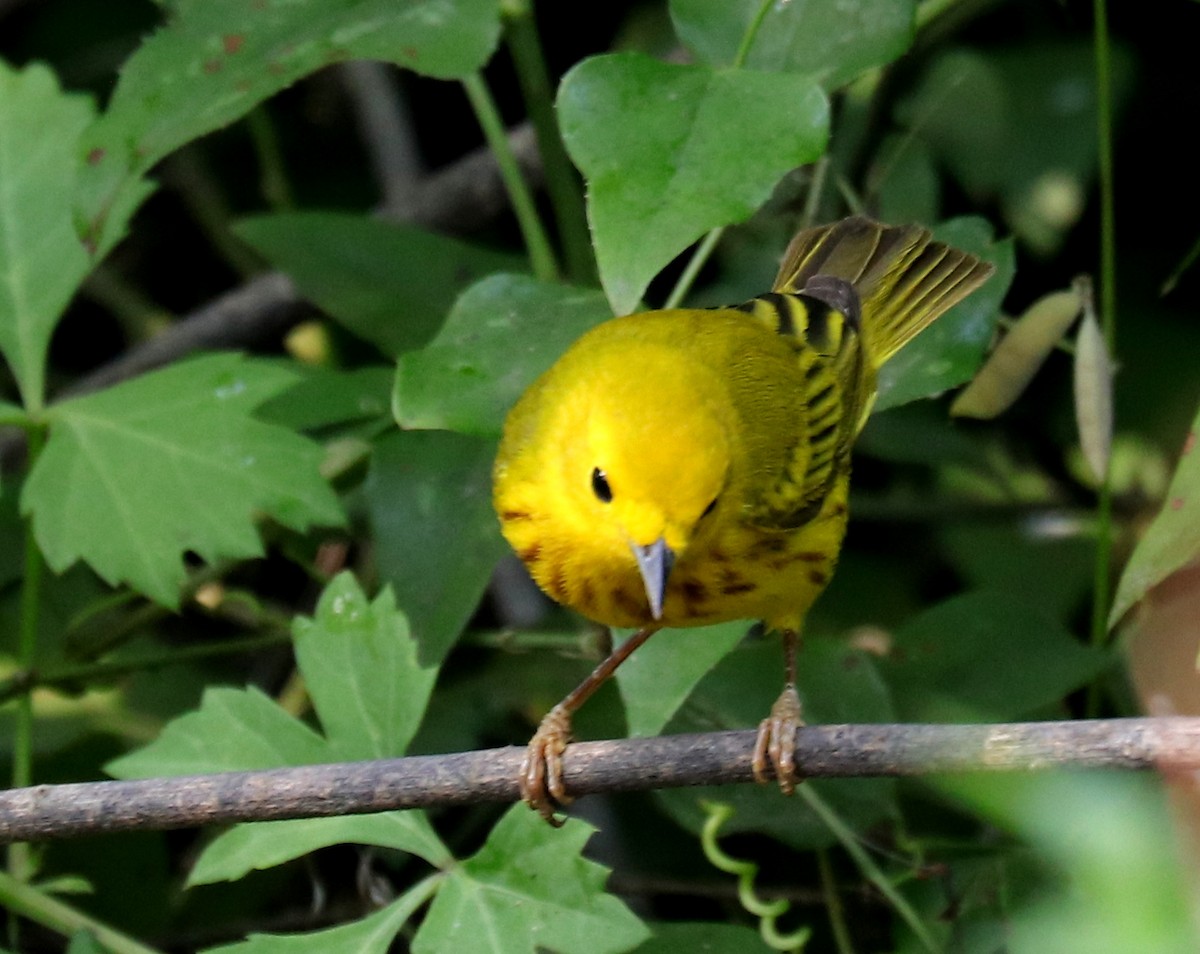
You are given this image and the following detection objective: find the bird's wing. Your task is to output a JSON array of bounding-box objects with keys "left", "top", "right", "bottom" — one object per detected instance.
[{"left": 729, "top": 290, "right": 861, "bottom": 530}]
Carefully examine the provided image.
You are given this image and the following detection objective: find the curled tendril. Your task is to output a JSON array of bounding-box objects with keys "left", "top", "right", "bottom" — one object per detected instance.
[{"left": 700, "top": 801, "right": 812, "bottom": 952}]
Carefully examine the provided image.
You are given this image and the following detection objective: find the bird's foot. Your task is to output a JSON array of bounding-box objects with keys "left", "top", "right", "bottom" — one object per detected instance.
[
  {"left": 752, "top": 684, "right": 804, "bottom": 795},
  {"left": 520, "top": 703, "right": 575, "bottom": 826}
]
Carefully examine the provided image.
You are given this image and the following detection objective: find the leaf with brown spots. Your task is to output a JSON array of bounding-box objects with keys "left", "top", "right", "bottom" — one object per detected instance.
[
  {"left": 1112, "top": 409, "right": 1200, "bottom": 627},
  {"left": 76, "top": 0, "right": 503, "bottom": 257}
]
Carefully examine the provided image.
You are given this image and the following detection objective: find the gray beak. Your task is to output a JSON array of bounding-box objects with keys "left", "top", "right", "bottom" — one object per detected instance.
[{"left": 632, "top": 537, "right": 675, "bottom": 620}]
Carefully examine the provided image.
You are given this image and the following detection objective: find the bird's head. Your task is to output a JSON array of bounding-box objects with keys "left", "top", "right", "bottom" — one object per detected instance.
[{"left": 569, "top": 349, "right": 731, "bottom": 619}]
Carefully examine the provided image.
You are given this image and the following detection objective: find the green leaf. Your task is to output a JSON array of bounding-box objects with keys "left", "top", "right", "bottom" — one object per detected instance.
[
  {"left": 899, "top": 43, "right": 1131, "bottom": 253},
  {"left": 365, "top": 430, "right": 508, "bottom": 663},
  {"left": 0, "top": 401, "right": 28, "bottom": 427},
  {"left": 77, "top": 0, "right": 502, "bottom": 255},
  {"left": 940, "top": 523, "right": 1095, "bottom": 623},
  {"left": 671, "top": 0, "right": 915, "bottom": 88},
  {"left": 880, "top": 591, "right": 1108, "bottom": 721},
  {"left": 235, "top": 213, "right": 523, "bottom": 358},
  {"left": 635, "top": 923, "right": 766, "bottom": 952},
  {"left": 874, "top": 217, "right": 1014, "bottom": 412},
  {"left": 558, "top": 53, "right": 828, "bottom": 314},
  {"left": 106, "top": 686, "right": 328, "bottom": 778},
  {"left": 1111, "top": 413, "right": 1200, "bottom": 625},
  {"left": 0, "top": 62, "right": 95, "bottom": 409},
  {"left": 206, "top": 882, "right": 433, "bottom": 954},
  {"left": 189, "top": 814, "right": 449, "bottom": 886},
  {"left": 294, "top": 573, "right": 438, "bottom": 760},
  {"left": 413, "top": 807, "right": 649, "bottom": 954},
  {"left": 656, "top": 637, "right": 897, "bottom": 848},
  {"left": 394, "top": 274, "right": 613, "bottom": 436},
  {"left": 66, "top": 934, "right": 104, "bottom": 954},
  {"left": 933, "top": 773, "right": 1199, "bottom": 954},
  {"left": 22, "top": 354, "right": 344, "bottom": 607},
  {"left": 616, "top": 621, "right": 748, "bottom": 738},
  {"left": 256, "top": 366, "right": 393, "bottom": 432}
]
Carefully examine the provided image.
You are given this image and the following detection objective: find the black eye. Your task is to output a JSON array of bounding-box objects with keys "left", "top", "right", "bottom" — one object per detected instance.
[
  {"left": 591, "top": 468, "right": 613, "bottom": 502},
  {"left": 701, "top": 497, "right": 718, "bottom": 518}
]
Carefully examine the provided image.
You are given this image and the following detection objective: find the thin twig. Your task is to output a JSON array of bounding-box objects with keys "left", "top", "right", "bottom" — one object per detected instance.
[
  {"left": 0, "top": 718, "right": 1196, "bottom": 844},
  {"left": 340, "top": 61, "right": 423, "bottom": 213}
]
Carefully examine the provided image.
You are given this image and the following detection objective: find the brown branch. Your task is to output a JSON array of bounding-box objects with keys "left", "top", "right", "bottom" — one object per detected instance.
[
  {"left": 64, "top": 124, "right": 541, "bottom": 400},
  {"left": 0, "top": 718, "right": 1196, "bottom": 844}
]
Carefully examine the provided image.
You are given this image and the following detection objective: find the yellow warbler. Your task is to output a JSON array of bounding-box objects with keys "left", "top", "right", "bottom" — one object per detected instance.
[{"left": 494, "top": 216, "right": 995, "bottom": 821}]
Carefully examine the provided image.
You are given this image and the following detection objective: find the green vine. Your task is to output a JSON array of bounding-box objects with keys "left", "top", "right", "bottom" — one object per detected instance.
[{"left": 701, "top": 802, "right": 812, "bottom": 952}]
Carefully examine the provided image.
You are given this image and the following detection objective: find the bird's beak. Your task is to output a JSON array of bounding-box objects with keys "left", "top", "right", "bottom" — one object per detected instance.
[{"left": 632, "top": 537, "right": 675, "bottom": 620}]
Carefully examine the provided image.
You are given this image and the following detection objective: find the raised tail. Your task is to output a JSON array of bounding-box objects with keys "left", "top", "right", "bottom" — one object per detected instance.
[{"left": 773, "top": 215, "right": 995, "bottom": 367}]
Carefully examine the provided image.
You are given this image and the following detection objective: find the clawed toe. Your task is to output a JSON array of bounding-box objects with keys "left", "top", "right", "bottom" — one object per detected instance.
[
  {"left": 520, "top": 704, "right": 575, "bottom": 825},
  {"left": 752, "top": 684, "right": 804, "bottom": 795}
]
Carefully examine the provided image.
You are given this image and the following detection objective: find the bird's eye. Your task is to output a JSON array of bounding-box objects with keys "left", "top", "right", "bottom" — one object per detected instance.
[
  {"left": 701, "top": 497, "right": 719, "bottom": 519},
  {"left": 591, "top": 467, "right": 613, "bottom": 502}
]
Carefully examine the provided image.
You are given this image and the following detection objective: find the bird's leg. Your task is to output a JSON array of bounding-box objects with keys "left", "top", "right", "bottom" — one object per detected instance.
[
  {"left": 521, "top": 626, "right": 658, "bottom": 825},
  {"left": 752, "top": 628, "right": 805, "bottom": 795}
]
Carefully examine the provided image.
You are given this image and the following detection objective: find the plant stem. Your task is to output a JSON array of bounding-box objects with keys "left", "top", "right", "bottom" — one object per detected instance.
[
  {"left": 503, "top": 0, "right": 594, "bottom": 284},
  {"left": 1088, "top": 0, "right": 1116, "bottom": 662},
  {"left": 663, "top": 228, "right": 725, "bottom": 309},
  {"left": 10, "top": 426, "right": 46, "bottom": 886},
  {"left": 817, "top": 848, "right": 856, "bottom": 954},
  {"left": 732, "top": 0, "right": 775, "bottom": 69},
  {"left": 462, "top": 72, "right": 559, "bottom": 284},
  {"left": 0, "top": 869, "right": 162, "bottom": 954},
  {"left": 0, "top": 633, "right": 292, "bottom": 707},
  {"left": 801, "top": 156, "right": 830, "bottom": 229},
  {"left": 799, "top": 786, "right": 937, "bottom": 953},
  {"left": 246, "top": 106, "right": 295, "bottom": 211}
]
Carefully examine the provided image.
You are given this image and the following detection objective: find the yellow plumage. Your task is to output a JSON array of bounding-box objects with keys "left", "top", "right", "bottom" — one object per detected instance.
[
  {"left": 495, "top": 216, "right": 993, "bottom": 633},
  {"left": 493, "top": 216, "right": 994, "bottom": 818}
]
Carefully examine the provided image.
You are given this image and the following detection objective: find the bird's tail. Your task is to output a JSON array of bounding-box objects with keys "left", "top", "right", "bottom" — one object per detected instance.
[{"left": 772, "top": 215, "right": 995, "bottom": 368}]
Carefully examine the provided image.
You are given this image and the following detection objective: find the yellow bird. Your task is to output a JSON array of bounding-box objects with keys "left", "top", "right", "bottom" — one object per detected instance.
[{"left": 494, "top": 216, "right": 995, "bottom": 822}]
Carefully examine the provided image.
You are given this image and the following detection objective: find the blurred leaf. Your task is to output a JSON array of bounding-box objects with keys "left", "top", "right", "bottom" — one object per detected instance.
[
  {"left": 898, "top": 43, "right": 1132, "bottom": 249},
  {"left": 256, "top": 366, "right": 393, "bottom": 432},
  {"left": 413, "top": 807, "right": 649, "bottom": 954},
  {"left": 235, "top": 214, "right": 522, "bottom": 358},
  {"left": 1111, "top": 408, "right": 1200, "bottom": 625},
  {"left": 394, "top": 274, "right": 612, "bottom": 436},
  {"left": 657, "top": 637, "right": 897, "bottom": 848},
  {"left": 1124, "top": 560, "right": 1200, "bottom": 875},
  {"left": 0, "top": 401, "right": 28, "bottom": 426},
  {"left": 940, "top": 523, "right": 1095, "bottom": 622},
  {"left": 77, "top": 0, "right": 502, "bottom": 254},
  {"left": 66, "top": 934, "right": 104, "bottom": 954},
  {"left": 558, "top": 53, "right": 828, "bottom": 313},
  {"left": 207, "top": 888, "right": 426, "bottom": 954},
  {"left": 951, "top": 287, "right": 1082, "bottom": 419},
  {"left": 1074, "top": 305, "right": 1113, "bottom": 483},
  {"left": 107, "top": 686, "right": 327, "bottom": 778},
  {"left": 671, "top": 0, "right": 914, "bottom": 88},
  {"left": 0, "top": 62, "right": 94, "bottom": 408},
  {"left": 880, "top": 591, "right": 1107, "bottom": 721},
  {"left": 933, "top": 772, "right": 1198, "bottom": 954},
  {"left": 876, "top": 217, "right": 1014, "bottom": 412},
  {"left": 873, "top": 135, "right": 940, "bottom": 226},
  {"left": 616, "top": 621, "right": 748, "bottom": 738},
  {"left": 189, "top": 814, "right": 449, "bottom": 886},
  {"left": 366, "top": 430, "right": 508, "bottom": 663},
  {"left": 857, "top": 400, "right": 992, "bottom": 472},
  {"left": 294, "top": 573, "right": 438, "bottom": 761},
  {"left": 636, "top": 923, "right": 766, "bottom": 952},
  {"left": 22, "top": 354, "right": 343, "bottom": 607}
]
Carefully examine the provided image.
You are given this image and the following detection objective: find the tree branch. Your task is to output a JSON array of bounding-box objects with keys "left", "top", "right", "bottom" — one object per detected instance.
[
  {"left": 65, "top": 123, "right": 541, "bottom": 400},
  {"left": 0, "top": 718, "right": 1195, "bottom": 844}
]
